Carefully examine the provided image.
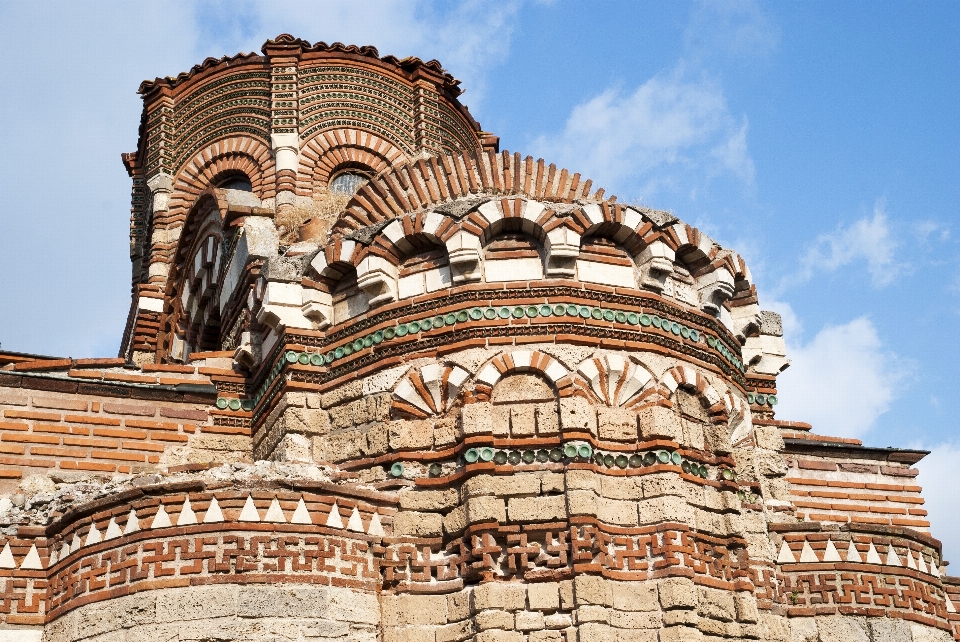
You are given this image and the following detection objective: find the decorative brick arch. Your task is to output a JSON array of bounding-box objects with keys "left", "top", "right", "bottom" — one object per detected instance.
[
  {"left": 168, "top": 136, "right": 276, "bottom": 221},
  {"left": 473, "top": 350, "right": 573, "bottom": 401},
  {"left": 296, "top": 129, "right": 408, "bottom": 197},
  {"left": 658, "top": 365, "right": 727, "bottom": 420}
]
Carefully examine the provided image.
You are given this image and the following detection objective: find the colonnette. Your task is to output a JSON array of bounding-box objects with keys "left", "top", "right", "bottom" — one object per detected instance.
[{"left": 0, "top": 35, "right": 954, "bottom": 642}]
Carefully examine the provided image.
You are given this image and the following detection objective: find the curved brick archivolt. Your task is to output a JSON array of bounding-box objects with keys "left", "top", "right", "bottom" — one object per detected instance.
[{"left": 1, "top": 33, "right": 956, "bottom": 642}]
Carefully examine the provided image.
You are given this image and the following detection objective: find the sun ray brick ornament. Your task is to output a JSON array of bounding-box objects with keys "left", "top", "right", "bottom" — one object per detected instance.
[
  {"left": 238, "top": 496, "right": 261, "bottom": 522},
  {"left": 20, "top": 544, "right": 42, "bottom": 570},
  {"left": 291, "top": 498, "right": 312, "bottom": 524},
  {"left": 0, "top": 543, "right": 15, "bottom": 569},
  {"left": 203, "top": 497, "right": 224, "bottom": 523}
]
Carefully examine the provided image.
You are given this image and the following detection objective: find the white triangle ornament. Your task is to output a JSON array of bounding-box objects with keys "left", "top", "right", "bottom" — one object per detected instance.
[
  {"left": 846, "top": 541, "right": 862, "bottom": 563},
  {"left": 71, "top": 532, "right": 82, "bottom": 551},
  {"left": 777, "top": 541, "right": 797, "bottom": 564},
  {"left": 866, "top": 542, "right": 883, "bottom": 565},
  {"left": 0, "top": 543, "right": 15, "bottom": 569},
  {"left": 946, "top": 595, "right": 957, "bottom": 614},
  {"left": 918, "top": 553, "right": 929, "bottom": 574},
  {"left": 177, "top": 497, "right": 198, "bottom": 526},
  {"left": 104, "top": 518, "right": 123, "bottom": 540},
  {"left": 19, "top": 544, "right": 43, "bottom": 570},
  {"left": 346, "top": 506, "right": 364, "bottom": 532},
  {"left": 124, "top": 509, "right": 140, "bottom": 535},
  {"left": 367, "top": 510, "right": 385, "bottom": 537},
  {"left": 60, "top": 541, "right": 71, "bottom": 560},
  {"left": 823, "top": 539, "right": 842, "bottom": 563},
  {"left": 151, "top": 505, "right": 172, "bottom": 529},
  {"left": 291, "top": 498, "right": 312, "bottom": 525},
  {"left": 906, "top": 549, "right": 917, "bottom": 570},
  {"left": 264, "top": 498, "right": 286, "bottom": 523},
  {"left": 325, "top": 502, "right": 344, "bottom": 529},
  {"left": 84, "top": 523, "right": 102, "bottom": 547},
  {"left": 885, "top": 545, "right": 902, "bottom": 567},
  {"left": 203, "top": 497, "right": 224, "bottom": 523},
  {"left": 799, "top": 541, "right": 819, "bottom": 563},
  {"left": 238, "top": 495, "right": 261, "bottom": 522},
  {"left": 48, "top": 547, "right": 58, "bottom": 567}
]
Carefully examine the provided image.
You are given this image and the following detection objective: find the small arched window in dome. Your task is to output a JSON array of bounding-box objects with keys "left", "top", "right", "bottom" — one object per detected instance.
[
  {"left": 215, "top": 174, "right": 252, "bottom": 192},
  {"left": 329, "top": 171, "right": 369, "bottom": 196}
]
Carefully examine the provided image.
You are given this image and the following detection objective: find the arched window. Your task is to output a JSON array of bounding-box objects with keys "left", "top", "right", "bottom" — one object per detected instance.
[
  {"left": 215, "top": 173, "right": 253, "bottom": 192},
  {"left": 329, "top": 171, "right": 370, "bottom": 196}
]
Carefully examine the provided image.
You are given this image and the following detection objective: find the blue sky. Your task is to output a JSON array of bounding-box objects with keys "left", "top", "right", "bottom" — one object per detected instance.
[{"left": 0, "top": 1, "right": 958, "bottom": 559}]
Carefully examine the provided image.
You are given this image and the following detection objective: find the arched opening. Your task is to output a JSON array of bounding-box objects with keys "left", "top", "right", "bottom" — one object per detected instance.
[
  {"left": 397, "top": 235, "right": 451, "bottom": 299},
  {"left": 576, "top": 237, "right": 637, "bottom": 288},
  {"left": 214, "top": 171, "right": 253, "bottom": 192},
  {"left": 490, "top": 372, "right": 558, "bottom": 439},
  {"left": 483, "top": 230, "right": 544, "bottom": 282},
  {"left": 329, "top": 166, "right": 372, "bottom": 196}
]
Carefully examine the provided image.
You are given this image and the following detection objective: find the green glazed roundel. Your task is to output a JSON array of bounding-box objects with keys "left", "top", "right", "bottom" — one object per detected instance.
[
  {"left": 651, "top": 315, "right": 662, "bottom": 328},
  {"left": 746, "top": 392, "right": 755, "bottom": 404},
  {"left": 433, "top": 315, "right": 445, "bottom": 328},
  {"left": 494, "top": 450, "right": 508, "bottom": 464},
  {"left": 577, "top": 444, "right": 593, "bottom": 459},
  {"left": 566, "top": 304, "right": 579, "bottom": 316},
  {"left": 297, "top": 353, "right": 310, "bottom": 365},
  {"left": 383, "top": 327, "right": 396, "bottom": 340},
  {"left": 670, "top": 451, "right": 682, "bottom": 466},
  {"left": 639, "top": 313, "right": 651, "bottom": 326},
  {"left": 445, "top": 313, "right": 457, "bottom": 325},
  {"left": 656, "top": 450, "right": 670, "bottom": 464},
  {"left": 479, "top": 447, "right": 495, "bottom": 462},
  {"left": 215, "top": 398, "right": 228, "bottom": 409},
  {"left": 540, "top": 305, "right": 553, "bottom": 317},
  {"left": 484, "top": 308, "right": 497, "bottom": 320},
  {"left": 372, "top": 331, "right": 384, "bottom": 344},
  {"left": 603, "top": 309, "right": 615, "bottom": 322},
  {"left": 579, "top": 306, "right": 591, "bottom": 318},
  {"left": 342, "top": 344, "right": 353, "bottom": 356},
  {"left": 285, "top": 351, "right": 299, "bottom": 363},
  {"left": 755, "top": 393, "right": 767, "bottom": 406},
  {"left": 407, "top": 322, "right": 420, "bottom": 334},
  {"left": 512, "top": 307, "right": 525, "bottom": 318},
  {"left": 390, "top": 462, "right": 404, "bottom": 477},
  {"left": 310, "top": 354, "right": 324, "bottom": 366},
  {"left": 553, "top": 304, "right": 566, "bottom": 316},
  {"left": 419, "top": 318, "right": 433, "bottom": 331},
  {"left": 464, "top": 448, "right": 479, "bottom": 463},
  {"left": 768, "top": 394, "right": 778, "bottom": 405},
  {"left": 395, "top": 324, "right": 408, "bottom": 337},
  {"left": 563, "top": 443, "right": 578, "bottom": 458},
  {"left": 690, "top": 330, "right": 700, "bottom": 342},
  {"left": 334, "top": 346, "right": 345, "bottom": 359},
  {"left": 591, "top": 308, "right": 603, "bottom": 320},
  {"left": 680, "top": 326, "right": 690, "bottom": 338},
  {"left": 498, "top": 307, "right": 512, "bottom": 319},
  {"left": 469, "top": 307, "right": 483, "bottom": 320},
  {"left": 352, "top": 339, "right": 364, "bottom": 351},
  {"left": 228, "top": 398, "right": 242, "bottom": 411},
  {"left": 526, "top": 306, "right": 539, "bottom": 318},
  {"left": 671, "top": 322, "right": 681, "bottom": 335},
  {"left": 456, "top": 310, "right": 469, "bottom": 322}
]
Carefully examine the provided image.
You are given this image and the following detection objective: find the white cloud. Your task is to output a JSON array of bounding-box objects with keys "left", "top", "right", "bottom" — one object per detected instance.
[
  {"left": 915, "top": 443, "right": 960, "bottom": 568},
  {"left": 786, "top": 200, "right": 898, "bottom": 289},
  {"left": 774, "top": 317, "right": 910, "bottom": 438},
  {"left": 531, "top": 67, "right": 753, "bottom": 200},
  {"left": 684, "top": 0, "right": 780, "bottom": 63}
]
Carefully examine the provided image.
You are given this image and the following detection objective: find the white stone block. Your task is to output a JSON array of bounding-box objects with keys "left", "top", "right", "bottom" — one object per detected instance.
[{"left": 485, "top": 258, "right": 543, "bottom": 282}]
